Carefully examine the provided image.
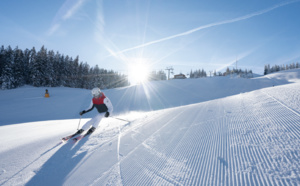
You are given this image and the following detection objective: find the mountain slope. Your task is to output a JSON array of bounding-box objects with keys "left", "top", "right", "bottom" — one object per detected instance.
[
  {"left": 0, "top": 71, "right": 291, "bottom": 126},
  {"left": 0, "top": 69, "right": 300, "bottom": 185}
]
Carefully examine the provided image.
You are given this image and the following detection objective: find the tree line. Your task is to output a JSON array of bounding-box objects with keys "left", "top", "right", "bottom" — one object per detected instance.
[
  {"left": 264, "top": 62, "right": 300, "bottom": 75},
  {"left": 148, "top": 70, "right": 167, "bottom": 81},
  {"left": 0, "top": 45, "right": 130, "bottom": 90},
  {"left": 190, "top": 69, "right": 207, "bottom": 78},
  {"left": 220, "top": 67, "right": 253, "bottom": 78},
  {"left": 189, "top": 68, "right": 253, "bottom": 78}
]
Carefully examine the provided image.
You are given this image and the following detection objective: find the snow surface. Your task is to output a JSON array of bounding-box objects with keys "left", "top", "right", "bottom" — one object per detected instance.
[{"left": 0, "top": 69, "right": 300, "bottom": 185}]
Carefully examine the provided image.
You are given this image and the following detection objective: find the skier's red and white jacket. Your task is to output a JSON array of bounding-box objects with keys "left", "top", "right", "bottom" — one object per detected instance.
[{"left": 85, "top": 92, "right": 113, "bottom": 114}]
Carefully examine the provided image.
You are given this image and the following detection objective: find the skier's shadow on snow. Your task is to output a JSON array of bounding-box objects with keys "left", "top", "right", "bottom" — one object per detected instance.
[{"left": 26, "top": 136, "right": 90, "bottom": 186}]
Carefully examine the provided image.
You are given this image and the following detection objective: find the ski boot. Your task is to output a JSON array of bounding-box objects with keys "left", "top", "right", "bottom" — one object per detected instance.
[{"left": 85, "top": 127, "right": 96, "bottom": 136}]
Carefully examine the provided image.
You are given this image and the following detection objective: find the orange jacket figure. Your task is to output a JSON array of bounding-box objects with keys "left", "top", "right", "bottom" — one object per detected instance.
[{"left": 45, "top": 89, "right": 50, "bottom": 98}]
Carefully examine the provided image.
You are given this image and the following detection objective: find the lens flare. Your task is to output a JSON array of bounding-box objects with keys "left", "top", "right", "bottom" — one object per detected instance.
[{"left": 128, "top": 58, "right": 150, "bottom": 84}]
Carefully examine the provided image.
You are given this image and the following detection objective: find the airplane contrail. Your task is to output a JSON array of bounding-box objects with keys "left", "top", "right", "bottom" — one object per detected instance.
[
  {"left": 47, "top": 0, "right": 87, "bottom": 36},
  {"left": 110, "top": 0, "right": 300, "bottom": 56}
]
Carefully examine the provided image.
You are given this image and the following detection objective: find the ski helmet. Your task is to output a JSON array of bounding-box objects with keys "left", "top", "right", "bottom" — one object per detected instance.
[{"left": 91, "top": 87, "right": 101, "bottom": 97}]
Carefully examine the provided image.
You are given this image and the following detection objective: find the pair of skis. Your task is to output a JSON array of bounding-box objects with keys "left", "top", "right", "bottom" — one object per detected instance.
[
  {"left": 62, "top": 133, "right": 88, "bottom": 143},
  {"left": 62, "top": 127, "right": 95, "bottom": 143}
]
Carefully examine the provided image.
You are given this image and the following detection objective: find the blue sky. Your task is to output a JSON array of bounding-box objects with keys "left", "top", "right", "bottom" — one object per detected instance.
[{"left": 1, "top": 0, "right": 300, "bottom": 77}]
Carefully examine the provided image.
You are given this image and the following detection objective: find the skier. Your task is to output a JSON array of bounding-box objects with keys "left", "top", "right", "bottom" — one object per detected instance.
[
  {"left": 62, "top": 87, "right": 113, "bottom": 141},
  {"left": 45, "top": 89, "right": 50, "bottom": 98}
]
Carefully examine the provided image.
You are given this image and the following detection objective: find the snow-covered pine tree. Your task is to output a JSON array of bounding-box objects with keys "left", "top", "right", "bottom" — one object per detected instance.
[
  {"left": 82, "top": 62, "right": 90, "bottom": 89},
  {"left": 45, "top": 50, "right": 55, "bottom": 87},
  {"left": 1, "top": 46, "right": 14, "bottom": 89},
  {"left": 52, "top": 52, "right": 61, "bottom": 87},
  {"left": 91, "top": 65, "right": 104, "bottom": 89},
  {"left": 73, "top": 56, "right": 80, "bottom": 88},
  {"left": 0, "top": 45, "right": 5, "bottom": 84},
  {"left": 30, "top": 46, "right": 46, "bottom": 87},
  {"left": 13, "top": 46, "right": 26, "bottom": 87},
  {"left": 23, "top": 48, "right": 31, "bottom": 85}
]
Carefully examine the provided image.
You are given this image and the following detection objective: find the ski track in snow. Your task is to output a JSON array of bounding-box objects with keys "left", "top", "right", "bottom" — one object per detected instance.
[
  {"left": 96, "top": 87, "right": 300, "bottom": 185},
  {"left": 82, "top": 87, "right": 300, "bottom": 185},
  {"left": 3, "top": 86, "right": 300, "bottom": 186}
]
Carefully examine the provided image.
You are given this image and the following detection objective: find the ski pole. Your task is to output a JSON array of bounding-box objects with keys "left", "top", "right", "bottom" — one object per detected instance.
[
  {"left": 77, "top": 116, "right": 82, "bottom": 130},
  {"left": 111, "top": 116, "right": 130, "bottom": 123}
]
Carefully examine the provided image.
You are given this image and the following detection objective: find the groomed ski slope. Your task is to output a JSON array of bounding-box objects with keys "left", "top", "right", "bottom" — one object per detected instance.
[{"left": 0, "top": 69, "right": 300, "bottom": 185}]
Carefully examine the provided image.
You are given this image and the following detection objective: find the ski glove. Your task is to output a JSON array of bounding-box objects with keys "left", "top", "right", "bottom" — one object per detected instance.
[
  {"left": 105, "top": 112, "right": 110, "bottom": 117},
  {"left": 80, "top": 110, "right": 86, "bottom": 115}
]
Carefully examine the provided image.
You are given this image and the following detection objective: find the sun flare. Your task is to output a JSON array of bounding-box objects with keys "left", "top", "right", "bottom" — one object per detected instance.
[{"left": 128, "top": 58, "right": 150, "bottom": 84}]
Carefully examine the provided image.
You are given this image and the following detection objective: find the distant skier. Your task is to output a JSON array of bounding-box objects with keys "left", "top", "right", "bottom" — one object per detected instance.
[
  {"left": 45, "top": 89, "right": 50, "bottom": 98},
  {"left": 62, "top": 87, "right": 113, "bottom": 141}
]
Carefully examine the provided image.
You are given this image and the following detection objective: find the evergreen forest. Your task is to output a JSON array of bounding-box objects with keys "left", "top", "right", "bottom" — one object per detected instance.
[{"left": 0, "top": 45, "right": 129, "bottom": 90}]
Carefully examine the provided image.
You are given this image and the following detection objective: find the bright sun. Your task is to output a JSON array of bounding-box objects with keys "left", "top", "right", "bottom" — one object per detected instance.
[{"left": 128, "top": 59, "right": 150, "bottom": 84}]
